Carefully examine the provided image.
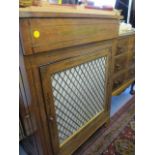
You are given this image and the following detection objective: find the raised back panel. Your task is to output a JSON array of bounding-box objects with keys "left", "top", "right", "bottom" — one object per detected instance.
[{"left": 20, "top": 18, "right": 119, "bottom": 55}]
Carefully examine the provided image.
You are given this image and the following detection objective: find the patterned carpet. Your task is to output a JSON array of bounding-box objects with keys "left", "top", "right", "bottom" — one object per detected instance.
[
  {"left": 74, "top": 97, "right": 135, "bottom": 155},
  {"left": 102, "top": 117, "right": 135, "bottom": 155}
]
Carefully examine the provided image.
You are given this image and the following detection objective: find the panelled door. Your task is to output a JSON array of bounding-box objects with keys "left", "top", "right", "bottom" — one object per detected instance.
[{"left": 40, "top": 46, "right": 112, "bottom": 155}]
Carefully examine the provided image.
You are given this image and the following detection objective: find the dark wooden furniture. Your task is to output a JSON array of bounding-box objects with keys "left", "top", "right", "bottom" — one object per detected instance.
[
  {"left": 19, "top": 5, "right": 134, "bottom": 155},
  {"left": 112, "top": 32, "right": 135, "bottom": 96}
]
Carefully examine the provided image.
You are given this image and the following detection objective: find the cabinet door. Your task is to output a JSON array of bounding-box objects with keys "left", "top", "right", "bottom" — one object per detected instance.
[{"left": 40, "top": 48, "right": 111, "bottom": 155}]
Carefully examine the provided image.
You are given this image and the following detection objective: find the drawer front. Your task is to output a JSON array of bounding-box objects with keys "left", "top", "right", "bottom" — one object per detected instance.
[
  {"left": 20, "top": 18, "right": 119, "bottom": 55},
  {"left": 114, "top": 54, "right": 127, "bottom": 73},
  {"left": 129, "top": 35, "right": 135, "bottom": 47},
  {"left": 113, "top": 73, "right": 125, "bottom": 90},
  {"left": 126, "top": 67, "right": 135, "bottom": 81},
  {"left": 129, "top": 35, "right": 135, "bottom": 52},
  {"left": 115, "top": 38, "right": 129, "bottom": 55},
  {"left": 128, "top": 52, "right": 135, "bottom": 66}
]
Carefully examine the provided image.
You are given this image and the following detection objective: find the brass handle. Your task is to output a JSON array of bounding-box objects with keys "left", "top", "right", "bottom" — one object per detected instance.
[
  {"left": 114, "top": 81, "right": 119, "bottom": 85},
  {"left": 25, "top": 114, "right": 30, "bottom": 119},
  {"left": 117, "top": 46, "right": 124, "bottom": 53},
  {"left": 115, "top": 64, "right": 121, "bottom": 70},
  {"left": 49, "top": 116, "right": 54, "bottom": 121},
  {"left": 114, "top": 80, "right": 122, "bottom": 87}
]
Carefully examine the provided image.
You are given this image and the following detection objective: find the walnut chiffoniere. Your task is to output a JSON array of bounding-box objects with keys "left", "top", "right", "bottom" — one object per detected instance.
[{"left": 19, "top": 5, "right": 125, "bottom": 155}]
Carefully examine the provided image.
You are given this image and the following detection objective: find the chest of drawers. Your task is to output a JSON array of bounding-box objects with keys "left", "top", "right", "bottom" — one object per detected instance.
[{"left": 112, "top": 33, "right": 135, "bottom": 95}]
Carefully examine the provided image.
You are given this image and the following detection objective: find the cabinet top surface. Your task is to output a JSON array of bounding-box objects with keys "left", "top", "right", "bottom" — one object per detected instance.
[
  {"left": 19, "top": 5, "right": 121, "bottom": 19},
  {"left": 119, "top": 31, "right": 135, "bottom": 37}
]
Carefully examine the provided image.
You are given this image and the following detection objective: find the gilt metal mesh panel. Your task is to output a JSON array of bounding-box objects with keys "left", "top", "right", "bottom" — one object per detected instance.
[{"left": 51, "top": 56, "right": 107, "bottom": 144}]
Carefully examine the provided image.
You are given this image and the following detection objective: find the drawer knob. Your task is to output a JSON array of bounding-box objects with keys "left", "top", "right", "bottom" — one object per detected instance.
[
  {"left": 114, "top": 80, "right": 122, "bottom": 87},
  {"left": 49, "top": 117, "right": 54, "bottom": 121},
  {"left": 117, "top": 46, "right": 124, "bottom": 53},
  {"left": 25, "top": 114, "right": 30, "bottom": 119},
  {"left": 115, "top": 64, "right": 121, "bottom": 70}
]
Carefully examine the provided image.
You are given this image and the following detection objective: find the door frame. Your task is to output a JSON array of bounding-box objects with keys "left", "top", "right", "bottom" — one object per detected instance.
[{"left": 40, "top": 49, "right": 112, "bottom": 155}]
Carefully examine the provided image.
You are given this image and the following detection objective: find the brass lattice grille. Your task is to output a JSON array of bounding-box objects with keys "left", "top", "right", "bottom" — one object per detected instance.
[{"left": 51, "top": 56, "right": 107, "bottom": 144}]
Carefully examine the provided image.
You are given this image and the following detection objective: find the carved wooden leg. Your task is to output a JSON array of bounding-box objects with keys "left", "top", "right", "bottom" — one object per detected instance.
[{"left": 130, "top": 81, "right": 135, "bottom": 95}]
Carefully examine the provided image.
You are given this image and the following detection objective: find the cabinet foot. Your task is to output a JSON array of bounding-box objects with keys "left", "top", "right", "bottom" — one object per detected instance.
[{"left": 130, "top": 81, "right": 135, "bottom": 95}]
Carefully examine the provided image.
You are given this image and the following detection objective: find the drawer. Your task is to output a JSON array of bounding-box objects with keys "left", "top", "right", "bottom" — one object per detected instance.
[
  {"left": 129, "top": 35, "right": 135, "bottom": 46},
  {"left": 114, "top": 54, "right": 127, "bottom": 73},
  {"left": 129, "top": 35, "right": 135, "bottom": 52},
  {"left": 115, "top": 37, "right": 129, "bottom": 55},
  {"left": 113, "top": 73, "right": 125, "bottom": 90},
  {"left": 20, "top": 18, "right": 119, "bottom": 55},
  {"left": 126, "top": 67, "right": 135, "bottom": 80},
  {"left": 129, "top": 46, "right": 135, "bottom": 53}
]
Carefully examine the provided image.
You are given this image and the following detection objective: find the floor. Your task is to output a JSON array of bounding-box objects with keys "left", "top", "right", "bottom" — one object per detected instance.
[
  {"left": 110, "top": 86, "right": 133, "bottom": 116},
  {"left": 19, "top": 86, "right": 133, "bottom": 155},
  {"left": 19, "top": 145, "right": 27, "bottom": 155}
]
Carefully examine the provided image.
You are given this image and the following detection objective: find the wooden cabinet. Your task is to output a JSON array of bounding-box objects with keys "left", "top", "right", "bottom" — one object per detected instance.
[
  {"left": 19, "top": 7, "right": 134, "bottom": 155},
  {"left": 19, "top": 6, "right": 121, "bottom": 155},
  {"left": 20, "top": 39, "right": 114, "bottom": 155},
  {"left": 39, "top": 45, "right": 112, "bottom": 155},
  {"left": 112, "top": 33, "right": 135, "bottom": 96},
  {"left": 19, "top": 5, "right": 135, "bottom": 155}
]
